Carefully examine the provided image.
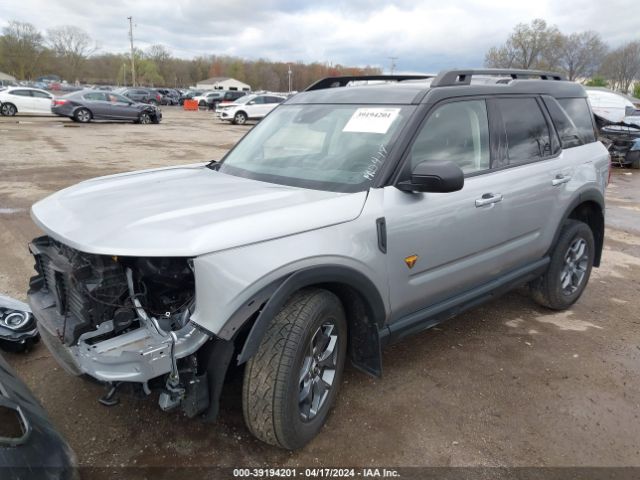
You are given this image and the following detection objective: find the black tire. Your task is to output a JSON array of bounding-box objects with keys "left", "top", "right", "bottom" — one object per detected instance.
[
  {"left": 1, "top": 103, "right": 17, "bottom": 116},
  {"left": 74, "top": 108, "right": 91, "bottom": 123},
  {"left": 530, "top": 219, "right": 595, "bottom": 310},
  {"left": 629, "top": 152, "right": 640, "bottom": 169},
  {"left": 138, "top": 112, "right": 151, "bottom": 124},
  {"left": 233, "top": 111, "right": 247, "bottom": 125},
  {"left": 243, "top": 288, "right": 347, "bottom": 450},
  {"left": 198, "top": 100, "right": 206, "bottom": 107}
]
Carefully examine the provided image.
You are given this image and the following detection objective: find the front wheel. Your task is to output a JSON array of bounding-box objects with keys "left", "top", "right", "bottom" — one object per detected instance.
[
  {"left": 530, "top": 219, "right": 595, "bottom": 310},
  {"left": 138, "top": 112, "right": 151, "bottom": 124},
  {"left": 243, "top": 288, "right": 347, "bottom": 450},
  {"left": 233, "top": 112, "right": 247, "bottom": 125}
]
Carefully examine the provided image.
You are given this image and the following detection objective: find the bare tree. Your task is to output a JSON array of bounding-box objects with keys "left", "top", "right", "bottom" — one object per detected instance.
[
  {"left": 600, "top": 41, "right": 640, "bottom": 92},
  {"left": 47, "top": 25, "right": 97, "bottom": 81},
  {"left": 0, "top": 21, "right": 45, "bottom": 79},
  {"left": 484, "top": 19, "right": 562, "bottom": 70},
  {"left": 557, "top": 31, "right": 608, "bottom": 81}
]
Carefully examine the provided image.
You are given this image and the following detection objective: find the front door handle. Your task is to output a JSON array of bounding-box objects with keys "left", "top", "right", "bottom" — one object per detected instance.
[
  {"left": 475, "top": 193, "right": 503, "bottom": 207},
  {"left": 552, "top": 174, "right": 572, "bottom": 186}
]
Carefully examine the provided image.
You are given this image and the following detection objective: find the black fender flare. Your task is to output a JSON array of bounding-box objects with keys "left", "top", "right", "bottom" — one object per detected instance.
[
  {"left": 235, "top": 265, "right": 387, "bottom": 376},
  {"left": 547, "top": 187, "right": 605, "bottom": 266}
]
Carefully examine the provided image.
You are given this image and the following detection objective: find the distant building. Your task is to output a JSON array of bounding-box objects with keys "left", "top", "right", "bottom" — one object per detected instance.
[
  {"left": 196, "top": 77, "right": 251, "bottom": 91},
  {"left": 0, "top": 71, "right": 17, "bottom": 84}
]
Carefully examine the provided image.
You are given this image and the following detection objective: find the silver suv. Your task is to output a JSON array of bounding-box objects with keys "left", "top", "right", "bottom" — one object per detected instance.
[{"left": 27, "top": 69, "right": 608, "bottom": 449}]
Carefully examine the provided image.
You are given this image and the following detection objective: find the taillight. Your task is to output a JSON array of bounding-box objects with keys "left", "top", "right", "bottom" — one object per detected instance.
[
  {"left": 156, "top": 94, "right": 161, "bottom": 101},
  {"left": 53, "top": 99, "right": 67, "bottom": 106}
]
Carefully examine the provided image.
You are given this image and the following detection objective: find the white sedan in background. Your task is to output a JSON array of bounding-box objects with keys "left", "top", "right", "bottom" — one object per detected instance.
[
  {"left": 0, "top": 87, "right": 54, "bottom": 116},
  {"left": 218, "top": 94, "right": 286, "bottom": 124}
]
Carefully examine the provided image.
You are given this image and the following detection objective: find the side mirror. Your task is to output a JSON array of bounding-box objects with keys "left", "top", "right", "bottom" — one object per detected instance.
[{"left": 397, "top": 160, "right": 464, "bottom": 193}]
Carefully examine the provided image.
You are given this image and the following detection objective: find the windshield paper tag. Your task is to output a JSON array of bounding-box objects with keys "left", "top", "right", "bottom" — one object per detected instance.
[{"left": 343, "top": 108, "right": 401, "bottom": 134}]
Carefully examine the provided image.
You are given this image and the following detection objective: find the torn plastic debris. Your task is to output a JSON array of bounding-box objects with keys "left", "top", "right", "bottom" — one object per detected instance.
[{"left": 0, "top": 294, "right": 39, "bottom": 353}]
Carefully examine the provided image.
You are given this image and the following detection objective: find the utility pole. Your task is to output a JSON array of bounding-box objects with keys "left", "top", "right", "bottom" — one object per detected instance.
[
  {"left": 287, "top": 64, "right": 292, "bottom": 93},
  {"left": 127, "top": 16, "right": 136, "bottom": 86},
  {"left": 388, "top": 56, "right": 398, "bottom": 75}
]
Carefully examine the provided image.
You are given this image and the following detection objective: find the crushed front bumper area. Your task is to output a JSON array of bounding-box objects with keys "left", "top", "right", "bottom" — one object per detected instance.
[{"left": 28, "top": 236, "right": 210, "bottom": 382}]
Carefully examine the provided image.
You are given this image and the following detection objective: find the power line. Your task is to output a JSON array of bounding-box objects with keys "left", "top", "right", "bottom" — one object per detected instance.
[{"left": 388, "top": 56, "right": 398, "bottom": 74}]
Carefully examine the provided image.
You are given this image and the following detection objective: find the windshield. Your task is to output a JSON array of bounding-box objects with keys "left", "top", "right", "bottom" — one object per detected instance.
[
  {"left": 233, "top": 94, "right": 256, "bottom": 105},
  {"left": 218, "top": 104, "right": 415, "bottom": 192}
]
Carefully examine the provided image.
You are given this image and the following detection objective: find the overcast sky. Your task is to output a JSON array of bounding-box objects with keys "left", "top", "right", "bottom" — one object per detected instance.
[{"left": 0, "top": 0, "right": 637, "bottom": 72}]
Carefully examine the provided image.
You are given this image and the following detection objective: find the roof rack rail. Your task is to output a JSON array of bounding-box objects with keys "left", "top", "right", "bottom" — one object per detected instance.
[
  {"left": 305, "top": 74, "right": 435, "bottom": 91},
  {"left": 430, "top": 69, "right": 565, "bottom": 88}
]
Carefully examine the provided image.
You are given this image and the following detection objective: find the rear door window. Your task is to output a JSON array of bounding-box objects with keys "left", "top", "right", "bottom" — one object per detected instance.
[
  {"left": 83, "top": 92, "right": 107, "bottom": 101},
  {"left": 496, "top": 98, "right": 552, "bottom": 164},
  {"left": 557, "top": 98, "right": 596, "bottom": 143}
]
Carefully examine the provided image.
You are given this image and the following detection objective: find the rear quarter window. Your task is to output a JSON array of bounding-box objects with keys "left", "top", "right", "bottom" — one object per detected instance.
[
  {"left": 557, "top": 98, "right": 596, "bottom": 144},
  {"left": 543, "top": 97, "right": 583, "bottom": 149}
]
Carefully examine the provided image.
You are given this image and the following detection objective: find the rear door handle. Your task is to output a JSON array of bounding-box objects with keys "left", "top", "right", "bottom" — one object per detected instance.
[
  {"left": 552, "top": 174, "right": 571, "bottom": 186},
  {"left": 475, "top": 193, "right": 503, "bottom": 207}
]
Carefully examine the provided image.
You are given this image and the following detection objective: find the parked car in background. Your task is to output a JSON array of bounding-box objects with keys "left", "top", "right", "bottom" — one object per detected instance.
[
  {"left": 207, "top": 90, "right": 247, "bottom": 110},
  {"left": 193, "top": 91, "right": 223, "bottom": 107},
  {"left": 0, "top": 79, "right": 18, "bottom": 88},
  {"left": 218, "top": 93, "right": 286, "bottom": 124},
  {"left": 51, "top": 90, "right": 162, "bottom": 124},
  {"left": 155, "top": 88, "right": 179, "bottom": 106},
  {"left": 179, "top": 90, "right": 204, "bottom": 105},
  {"left": 113, "top": 87, "right": 163, "bottom": 106},
  {"left": 0, "top": 87, "right": 54, "bottom": 116}
]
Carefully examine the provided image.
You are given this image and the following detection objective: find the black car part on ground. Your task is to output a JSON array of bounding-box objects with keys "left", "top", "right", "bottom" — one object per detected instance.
[
  {"left": 0, "top": 353, "right": 76, "bottom": 479},
  {"left": 595, "top": 114, "right": 640, "bottom": 168},
  {"left": 0, "top": 295, "right": 39, "bottom": 353}
]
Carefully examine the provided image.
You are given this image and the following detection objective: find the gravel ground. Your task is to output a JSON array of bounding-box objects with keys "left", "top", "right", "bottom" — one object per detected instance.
[{"left": 0, "top": 108, "right": 639, "bottom": 468}]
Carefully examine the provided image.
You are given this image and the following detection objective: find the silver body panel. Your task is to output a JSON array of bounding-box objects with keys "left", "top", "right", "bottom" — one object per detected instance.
[
  {"left": 27, "top": 80, "right": 610, "bottom": 386},
  {"left": 31, "top": 164, "right": 367, "bottom": 257}
]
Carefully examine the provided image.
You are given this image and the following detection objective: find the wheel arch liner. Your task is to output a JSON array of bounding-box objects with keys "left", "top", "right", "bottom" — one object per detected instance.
[
  {"left": 549, "top": 187, "right": 605, "bottom": 266},
  {"left": 235, "top": 265, "right": 386, "bottom": 376}
]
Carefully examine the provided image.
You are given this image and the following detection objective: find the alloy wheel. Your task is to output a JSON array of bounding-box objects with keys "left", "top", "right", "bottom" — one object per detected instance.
[
  {"left": 298, "top": 322, "right": 338, "bottom": 422},
  {"left": 561, "top": 237, "right": 589, "bottom": 295}
]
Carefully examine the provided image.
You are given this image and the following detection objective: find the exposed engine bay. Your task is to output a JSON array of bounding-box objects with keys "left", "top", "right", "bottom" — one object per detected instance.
[{"left": 27, "top": 236, "right": 212, "bottom": 416}]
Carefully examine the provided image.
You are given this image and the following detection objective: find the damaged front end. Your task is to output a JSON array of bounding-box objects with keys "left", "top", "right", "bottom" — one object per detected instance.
[{"left": 27, "top": 236, "right": 212, "bottom": 416}]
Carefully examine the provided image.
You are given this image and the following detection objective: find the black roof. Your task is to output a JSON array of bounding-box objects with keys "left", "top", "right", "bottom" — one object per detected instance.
[{"left": 288, "top": 69, "right": 587, "bottom": 105}]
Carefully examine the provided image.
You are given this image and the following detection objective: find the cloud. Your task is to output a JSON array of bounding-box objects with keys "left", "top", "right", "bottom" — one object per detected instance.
[{"left": 0, "top": 0, "right": 637, "bottom": 72}]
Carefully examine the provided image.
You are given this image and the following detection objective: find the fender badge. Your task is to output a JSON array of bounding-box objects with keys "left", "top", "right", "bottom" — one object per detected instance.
[{"left": 404, "top": 255, "right": 419, "bottom": 269}]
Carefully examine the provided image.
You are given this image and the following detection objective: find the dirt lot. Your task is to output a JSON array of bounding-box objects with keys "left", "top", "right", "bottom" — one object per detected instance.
[{"left": 1, "top": 108, "right": 639, "bottom": 468}]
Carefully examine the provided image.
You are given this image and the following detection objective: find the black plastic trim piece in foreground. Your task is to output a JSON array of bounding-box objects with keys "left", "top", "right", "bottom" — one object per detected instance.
[
  {"left": 376, "top": 217, "right": 387, "bottom": 254},
  {"left": 380, "top": 257, "right": 550, "bottom": 346},
  {"left": 430, "top": 69, "right": 565, "bottom": 87},
  {"left": 305, "top": 75, "right": 435, "bottom": 91}
]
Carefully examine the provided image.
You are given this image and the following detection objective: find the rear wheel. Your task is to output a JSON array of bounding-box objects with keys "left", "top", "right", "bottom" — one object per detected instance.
[
  {"left": 530, "top": 220, "right": 594, "bottom": 310},
  {"left": 243, "top": 288, "right": 347, "bottom": 450},
  {"left": 74, "top": 108, "right": 91, "bottom": 123},
  {"left": 233, "top": 111, "right": 247, "bottom": 125},
  {"left": 1, "top": 103, "right": 17, "bottom": 116}
]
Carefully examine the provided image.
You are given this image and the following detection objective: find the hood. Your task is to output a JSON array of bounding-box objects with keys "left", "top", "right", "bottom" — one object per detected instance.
[{"left": 31, "top": 165, "right": 367, "bottom": 257}]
